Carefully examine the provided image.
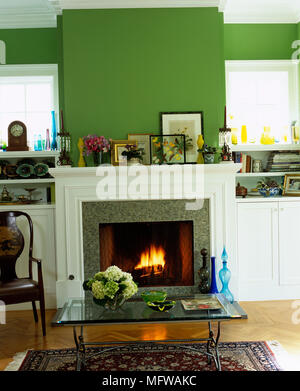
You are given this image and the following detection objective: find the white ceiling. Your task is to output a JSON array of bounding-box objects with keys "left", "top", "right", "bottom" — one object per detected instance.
[{"left": 1, "top": 0, "right": 300, "bottom": 29}]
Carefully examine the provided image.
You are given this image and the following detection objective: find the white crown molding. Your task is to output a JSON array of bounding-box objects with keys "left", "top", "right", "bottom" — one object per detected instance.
[
  {"left": 56, "top": 0, "right": 221, "bottom": 9},
  {"left": 224, "top": 13, "right": 300, "bottom": 24}
]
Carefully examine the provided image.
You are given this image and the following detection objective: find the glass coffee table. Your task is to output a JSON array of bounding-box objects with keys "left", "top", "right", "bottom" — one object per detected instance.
[{"left": 52, "top": 293, "right": 244, "bottom": 371}]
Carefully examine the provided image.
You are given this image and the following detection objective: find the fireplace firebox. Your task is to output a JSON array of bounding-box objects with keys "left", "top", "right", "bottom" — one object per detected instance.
[{"left": 99, "top": 220, "right": 194, "bottom": 287}]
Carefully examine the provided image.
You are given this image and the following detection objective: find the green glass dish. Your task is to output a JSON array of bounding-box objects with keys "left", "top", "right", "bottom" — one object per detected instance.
[
  {"left": 147, "top": 300, "right": 176, "bottom": 312},
  {"left": 141, "top": 291, "right": 167, "bottom": 303}
]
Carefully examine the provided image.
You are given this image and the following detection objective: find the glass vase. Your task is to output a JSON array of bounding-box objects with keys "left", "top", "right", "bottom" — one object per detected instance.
[
  {"left": 50, "top": 110, "right": 57, "bottom": 150},
  {"left": 198, "top": 249, "right": 210, "bottom": 293},
  {"left": 219, "top": 247, "right": 234, "bottom": 303},
  {"left": 104, "top": 295, "right": 126, "bottom": 311},
  {"left": 209, "top": 256, "right": 219, "bottom": 294},
  {"left": 92, "top": 151, "right": 103, "bottom": 166},
  {"left": 241, "top": 125, "right": 247, "bottom": 144}
]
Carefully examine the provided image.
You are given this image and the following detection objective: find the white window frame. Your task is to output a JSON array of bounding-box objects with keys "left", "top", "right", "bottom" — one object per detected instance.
[
  {"left": 0, "top": 64, "right": 59, "bottom": 142},
  {"left": 225, "top": 60, "right": 300, "bottom": 140}
]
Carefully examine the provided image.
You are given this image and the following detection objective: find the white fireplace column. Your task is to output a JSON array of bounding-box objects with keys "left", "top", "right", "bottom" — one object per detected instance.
[{"left": 50, "top": 164, "right": 241, "bottom": 308}]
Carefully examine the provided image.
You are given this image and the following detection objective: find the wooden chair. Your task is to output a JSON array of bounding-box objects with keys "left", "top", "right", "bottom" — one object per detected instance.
[{"left": 0, "top": 211, "right": 46, "bottom": 336}]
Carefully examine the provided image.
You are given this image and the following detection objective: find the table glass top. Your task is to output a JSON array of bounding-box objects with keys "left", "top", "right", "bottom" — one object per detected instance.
[{"left": 53, "top": 294, "right": 242, "bottom": 326}]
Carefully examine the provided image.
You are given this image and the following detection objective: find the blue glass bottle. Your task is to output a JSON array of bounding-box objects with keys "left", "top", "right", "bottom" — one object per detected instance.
[
  {"left": 51, "top": 110, "right": 57, "bottom": 150},
  {"left": 209, "top": 256, "right": 219, "bottom": 294},
  {"left": 219, "top": 246, "right": 234, "bottom": 303}
]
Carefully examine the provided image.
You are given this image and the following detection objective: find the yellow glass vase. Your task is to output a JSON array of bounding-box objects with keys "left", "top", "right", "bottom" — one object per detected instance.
[
  {"left": 196, "top": 134, "right": 204, "bottom": 164},
  {"left": 260, "top": 126, "right": 275, "bottom": 145},
  {"left": 241, "top": 125, "right": 247, "bottom": 144},
  {"left": 231, "top": 128, "right": 238, "bottom": 145}
]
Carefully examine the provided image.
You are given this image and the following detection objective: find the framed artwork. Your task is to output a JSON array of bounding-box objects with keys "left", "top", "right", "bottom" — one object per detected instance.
[
  {"left": 160, "top": 111, "right": 204, "bottom": 163},
  {"left": 111, "top": 140, "right": 136, "bottom": 166},
  {"left": 283, "top": 174, "right": 300, "bottom": 196},
  {"left": 128, "top": 133, "right": 153, "bottom": 165},
  {"left": 150, "top": 134, "right": 185, "bottom": 165}
]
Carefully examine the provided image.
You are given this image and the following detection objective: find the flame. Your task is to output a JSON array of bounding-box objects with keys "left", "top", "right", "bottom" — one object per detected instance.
[{"left": 135, "top": 245, "right": 166, "bottom": 275}]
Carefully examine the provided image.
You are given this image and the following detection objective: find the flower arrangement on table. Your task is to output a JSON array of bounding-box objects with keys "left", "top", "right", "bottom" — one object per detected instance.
[
  {"left": 82, "top": 135, "right": 112, "bottom": 165},
  {"left": 83, "top": 265, "right": 138, "bottom": 310},
  {"left": 121, "top": 144, "right": 144, "bottom": 162}
]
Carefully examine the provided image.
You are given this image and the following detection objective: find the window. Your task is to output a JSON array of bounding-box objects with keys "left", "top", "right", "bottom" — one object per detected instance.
[
  {"left": 0, "top": 64, "right": 59, "bottom": 149},
  {"left": 225, "top": 60, "right": 299, "bottom": 144}
]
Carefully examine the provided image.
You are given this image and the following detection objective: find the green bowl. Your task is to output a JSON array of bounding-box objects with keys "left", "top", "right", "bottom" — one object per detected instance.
[
  {"left": 147, "top": 300, "right": 176, "bottom": 312},
  {"left": 141, "top": 290, "right": 167, "bottom": 303}
]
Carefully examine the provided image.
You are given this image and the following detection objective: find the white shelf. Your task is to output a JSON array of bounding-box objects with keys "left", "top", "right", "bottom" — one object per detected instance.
[
  {"left": 0, "top": 151, "right": 60, "bottom": 158},
  {"left": 236, "top": 172, "right": 300, "bottom": 177},
  {"left": 231, "top": 144, "right": 300, "bottom": 152},
  {"left": 0, "top": 178, "right": 55, "bottom": 185},
  {"left": 0, "top": 203, "right": 55, "bottom": 209},
  {"left": 236, "top": 196, "right": 300, "bottom": 203}
]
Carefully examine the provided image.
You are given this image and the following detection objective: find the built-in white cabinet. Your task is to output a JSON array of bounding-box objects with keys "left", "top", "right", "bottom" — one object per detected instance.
[{"left": 237, "top": 200, "right": 300, "bottom": 300}]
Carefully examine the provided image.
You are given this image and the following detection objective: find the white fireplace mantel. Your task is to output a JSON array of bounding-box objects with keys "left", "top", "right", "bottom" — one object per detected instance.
[{"left": 50, "top": 163, "right": 241, "bottom": 307}]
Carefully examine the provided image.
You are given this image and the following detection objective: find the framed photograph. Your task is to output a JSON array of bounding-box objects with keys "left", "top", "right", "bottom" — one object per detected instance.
[
  {"left": 150, "top": 134, "right": 185, "bottom": 165},
  {"left": 111, "top": 140, "right": 136, "bottom": 166},
  {"left": 128, "top": 133, "right": 153, "bottom": 165},
  {"left": 283, "top": 174, "right": 300, "bottom": 196},
  {"left": 160, "top": 111, "right": 203, "bottom": 163}
]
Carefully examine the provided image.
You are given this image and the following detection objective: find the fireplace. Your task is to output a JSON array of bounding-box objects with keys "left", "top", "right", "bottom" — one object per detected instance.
[
  {"left": 99, "top": 221, "right": 194, "bottom": 287},
  {"left": 81, "top": 199, "right": 210, "bottom": 296}
]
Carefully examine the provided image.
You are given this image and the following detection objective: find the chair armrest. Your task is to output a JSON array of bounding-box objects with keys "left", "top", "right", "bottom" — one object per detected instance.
[
  {"left": 29, "top": 257, "right": 43, "bottom": 282},
  {"left": 30, "top": 256, "right": 42, "bottom": 266}
]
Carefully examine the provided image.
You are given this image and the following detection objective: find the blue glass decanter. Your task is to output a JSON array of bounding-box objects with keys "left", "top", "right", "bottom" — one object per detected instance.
[
  {"left": 209, "top": 256, "right": 219, "bottom": 294},
  {"left": 219, "top": 246, "right": 234, "bottom": 303},
  {"left": 51, "top": 110, "right": 57, "bottom": 150}
]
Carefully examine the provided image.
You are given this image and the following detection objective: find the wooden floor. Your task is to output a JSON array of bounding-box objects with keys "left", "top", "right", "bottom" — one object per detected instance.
[{"left": 1, "top": 300, "right": 300, "bottom": 371}]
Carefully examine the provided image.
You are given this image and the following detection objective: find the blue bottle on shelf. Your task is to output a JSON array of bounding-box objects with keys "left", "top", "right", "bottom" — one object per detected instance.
[
  {"left": 209, "top": 256, "right": 219, "bottom": 294},
  {"left": 51, "top": 110, "right": 57, "bottom": 150},
  {"left": 219, "top": 246, "right": 234, "bottom": 303}
]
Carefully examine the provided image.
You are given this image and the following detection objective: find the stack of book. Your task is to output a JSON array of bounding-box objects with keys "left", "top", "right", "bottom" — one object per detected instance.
[
  {"left": 233, "top": 152, "right": 252, "bottom": 173},
  {"left": 266, "top": 152, "right": 300, "bottom": 172}
]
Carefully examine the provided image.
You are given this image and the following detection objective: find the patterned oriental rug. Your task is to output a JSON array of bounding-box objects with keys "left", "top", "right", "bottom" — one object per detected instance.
[{"left": 7, "top": 341, "right": 285, "bottom": 371}]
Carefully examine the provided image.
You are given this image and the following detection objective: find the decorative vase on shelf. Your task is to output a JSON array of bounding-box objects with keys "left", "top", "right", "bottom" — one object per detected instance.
[
  {"left": 219, "top": 246, "right": 234, "bottom": 303},
  {"left": 50, "top": 110, "right": 57, "bottom": 150},
  {"left": 241, "top": 125, "right": 247, "bottom": 144},
  {"left": 77, "top": 138, "right": 86, "bottom": 167},
  {"left": 92, "top": 151, "right": 103, "bottom": 166},
  {"left": 198, "top": 249, "right": 210, "bottom": 293},
  {"left": 209, "top": 256, "right": 219, "bottom": 294},
  {"left": 196, "top": 134, "right": 204, "bottom": 164}
]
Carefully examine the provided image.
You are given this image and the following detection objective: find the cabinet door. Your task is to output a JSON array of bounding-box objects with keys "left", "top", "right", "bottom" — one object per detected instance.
[
  {"left": 237, "top": 202, "right": 279, "bottom": 300},
  {"left": 278, "top": 202, "right": 300, "bottom": 286}
]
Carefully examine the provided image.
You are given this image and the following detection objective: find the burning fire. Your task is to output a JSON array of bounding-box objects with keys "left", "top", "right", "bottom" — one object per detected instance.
[{"left": 135, "top": 245, "right": 166, "bottom": 276}]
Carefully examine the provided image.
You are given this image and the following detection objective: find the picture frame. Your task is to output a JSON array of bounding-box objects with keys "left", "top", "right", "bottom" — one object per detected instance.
[
  {"left": 111, "top": 140, "right": 136, "bottom": 166},
  {"left": 128, "top": 133, "right": 154, "bottom": 165},
  {"left": 160, "top": 111, "right": 204, "bottom": 163},
  {"left": 283, "top": 174, "right": 300, "bottom": 196},
  {"left": 150, "top": 134, "right": 186, "bottom": 165}
]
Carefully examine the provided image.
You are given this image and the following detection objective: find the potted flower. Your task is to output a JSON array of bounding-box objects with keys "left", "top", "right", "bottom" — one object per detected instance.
[
  {"left": 83, "top": 265, "right": 138, "bottom": 310},
  {"left": 82, "top": 135, "right": 111, "bottom": 166},
  {"left": 121, "top": 144, "right": 144, "bottom": 165},
  {"left": 256, "top": 180, "right": 281, "bottom": 197},
  {"left": 198, "top": 144, "right": 217, "bottom": 164}
]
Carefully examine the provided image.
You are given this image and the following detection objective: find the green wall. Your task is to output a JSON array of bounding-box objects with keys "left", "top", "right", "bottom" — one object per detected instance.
[
  {"left": 0, "top": 28, "right": 57, "bottom": 64},
  {"left": 224, "top": 24, "right": 297, "bottom": 60},
  {"left": 62, "top": 8, "right": 226, "bottom": 164}
]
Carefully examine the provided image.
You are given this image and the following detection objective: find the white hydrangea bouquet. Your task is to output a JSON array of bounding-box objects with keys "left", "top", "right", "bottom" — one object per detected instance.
[{"left": 83, "top": 265, "right": 138, "bottom": 310}]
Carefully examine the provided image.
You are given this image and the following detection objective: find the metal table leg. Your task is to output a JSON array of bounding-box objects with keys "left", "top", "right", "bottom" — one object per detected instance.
[{"left": 73, "top": 326, "right": 86, "bottom": 371}]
